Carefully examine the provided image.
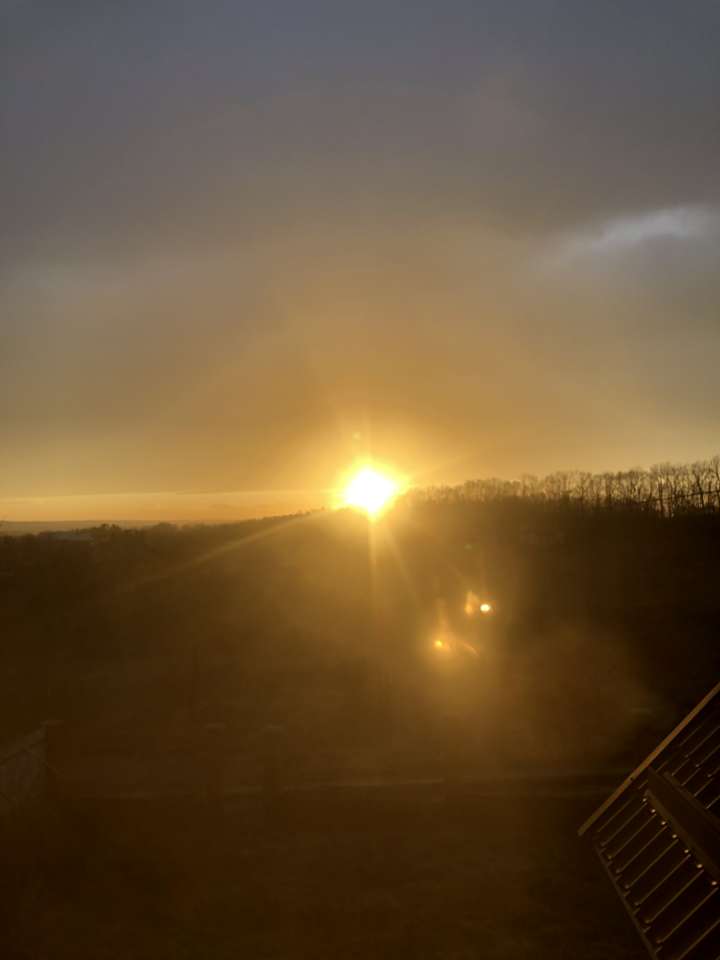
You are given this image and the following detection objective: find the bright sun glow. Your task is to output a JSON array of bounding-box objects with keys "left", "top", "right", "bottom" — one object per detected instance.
[{"left": 342, "top": 467, "right": 399, "bottom": 516}]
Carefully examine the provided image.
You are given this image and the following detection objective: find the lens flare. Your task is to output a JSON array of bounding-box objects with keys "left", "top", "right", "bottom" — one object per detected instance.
[
  {"left": 464, "top": 591, "right": 494, "bottom": 616},
  {"left": 464, "top": 591, "right": 479, "bottom": 615}
]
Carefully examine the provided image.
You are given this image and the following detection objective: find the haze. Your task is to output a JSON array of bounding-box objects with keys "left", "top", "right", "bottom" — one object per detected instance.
[{"left": 3, "top": 1, "right": 720, "bottom": 522}]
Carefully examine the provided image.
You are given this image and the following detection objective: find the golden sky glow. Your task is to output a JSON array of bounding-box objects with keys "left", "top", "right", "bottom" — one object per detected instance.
[{"left": 3, "top": 3, "right": 720, "bottom": 524}]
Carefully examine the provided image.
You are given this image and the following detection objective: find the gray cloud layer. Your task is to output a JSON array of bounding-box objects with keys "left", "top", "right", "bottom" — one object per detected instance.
[{"left": 2, "top": 1, "right": 719, "bottom": 509}]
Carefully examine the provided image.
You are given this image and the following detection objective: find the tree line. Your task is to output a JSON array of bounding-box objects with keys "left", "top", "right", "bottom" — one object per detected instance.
[{"left": 404, "top": 454, "right": 720, "bottom": 516}]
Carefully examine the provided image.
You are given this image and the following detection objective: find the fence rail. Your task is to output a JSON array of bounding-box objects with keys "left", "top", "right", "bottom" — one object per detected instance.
[{"left": 579, "top": 681, "right": 720, "bottom": 960}]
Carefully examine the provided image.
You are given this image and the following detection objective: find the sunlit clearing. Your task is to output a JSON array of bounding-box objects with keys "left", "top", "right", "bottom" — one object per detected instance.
[{"left": 342, "top": 467, "right": 398, "bottom": 517}]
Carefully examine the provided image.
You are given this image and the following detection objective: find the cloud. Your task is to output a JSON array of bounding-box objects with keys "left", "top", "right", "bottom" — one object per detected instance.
[{"left": 545, "top": 206, "right": 720, "bottom": 268}]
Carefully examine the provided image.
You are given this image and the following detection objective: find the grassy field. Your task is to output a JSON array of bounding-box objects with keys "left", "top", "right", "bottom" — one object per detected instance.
[{"left": 2, "top": 783, "right": 642, "bottom": 959}]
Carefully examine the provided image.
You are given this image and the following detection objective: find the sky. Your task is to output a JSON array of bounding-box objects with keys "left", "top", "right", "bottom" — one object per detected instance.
[{"left": 2, "top": 1, "right": 719, "bottom": 522}]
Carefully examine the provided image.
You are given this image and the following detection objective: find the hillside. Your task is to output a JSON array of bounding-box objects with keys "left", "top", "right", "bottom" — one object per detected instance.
[{"left": 2, "top": 479, "right": 719, "bottom": 779}]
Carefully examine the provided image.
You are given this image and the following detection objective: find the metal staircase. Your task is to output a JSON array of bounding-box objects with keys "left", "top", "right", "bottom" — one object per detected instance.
[{"left": 580, "top": 682, "right": 720, "bottom": 959}]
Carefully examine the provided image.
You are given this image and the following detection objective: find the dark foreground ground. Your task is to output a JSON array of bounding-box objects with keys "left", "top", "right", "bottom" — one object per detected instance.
[{"left": 2, "top": 781, "right": 642, "bottom": 960}]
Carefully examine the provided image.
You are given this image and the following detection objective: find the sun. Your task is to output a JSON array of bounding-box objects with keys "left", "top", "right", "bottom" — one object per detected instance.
[{"left": 341, "top": 467, "right": 399, "bottom": 517}]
